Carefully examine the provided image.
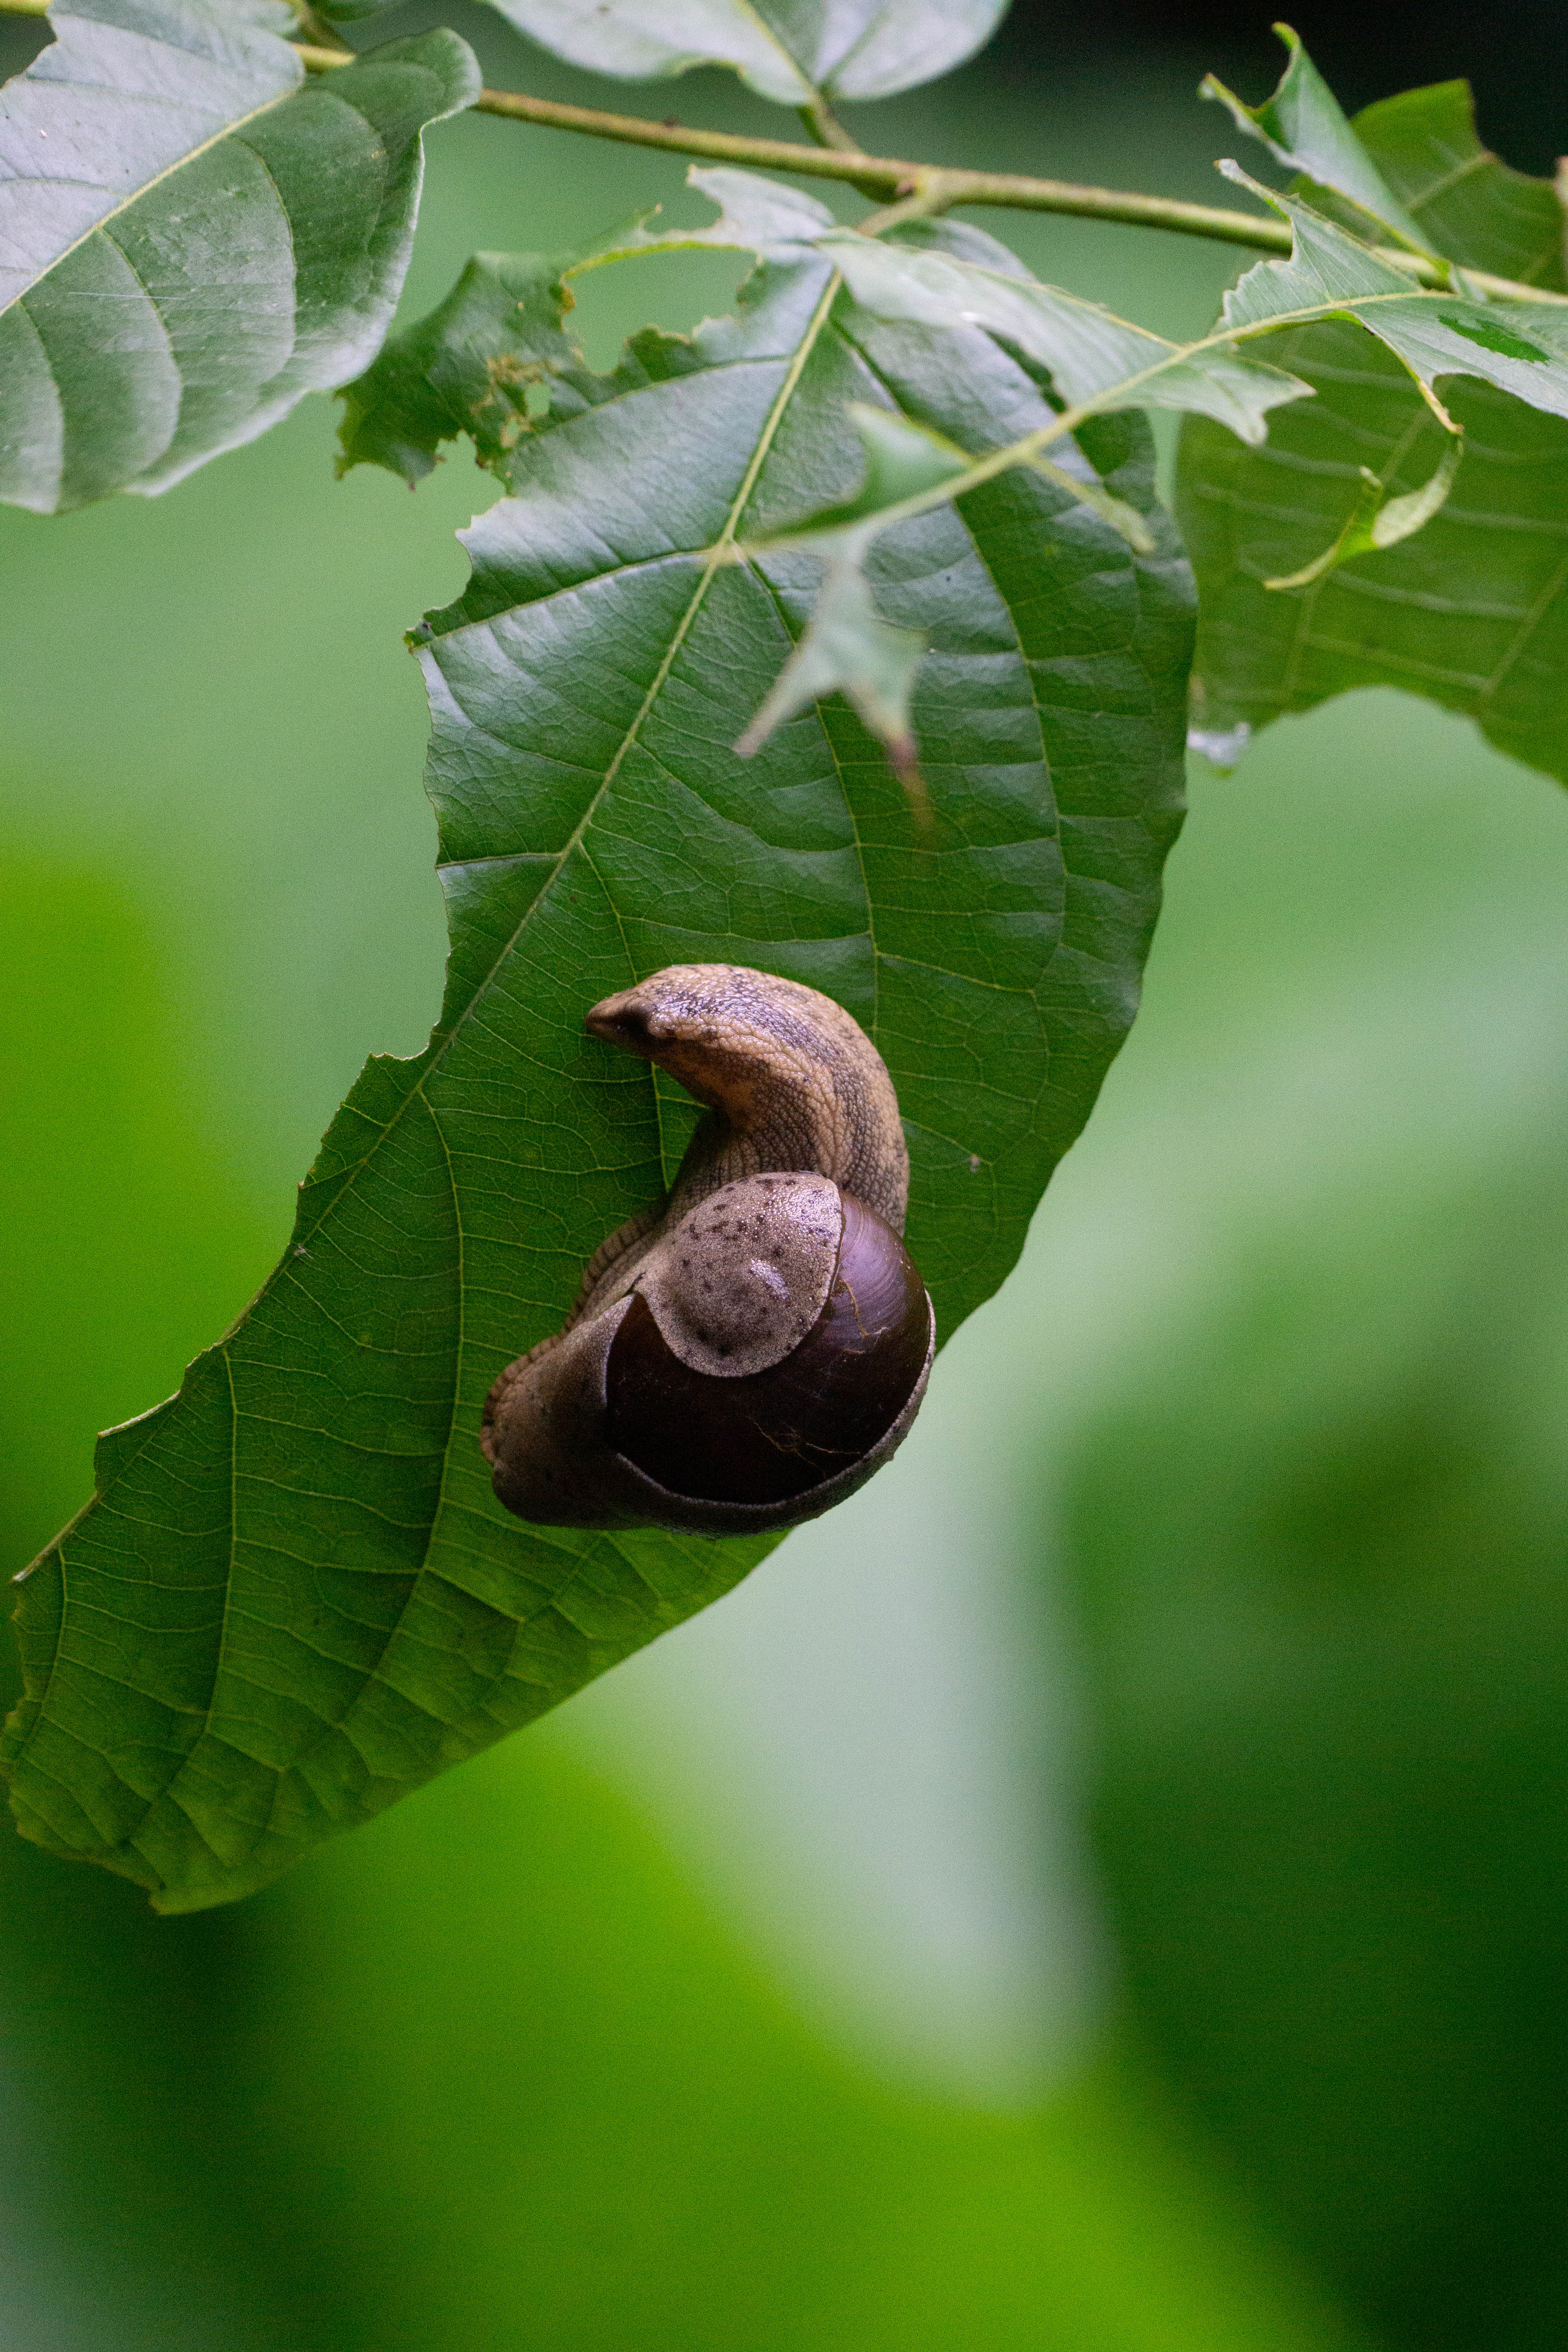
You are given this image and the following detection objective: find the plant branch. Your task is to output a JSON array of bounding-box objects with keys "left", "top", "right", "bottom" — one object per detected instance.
[
  {"left": 283, "top": 41, "right": 1567, "bottom": 301},
  {"left": 856, "top": 169, "right": 966, "bottom": 237},
  {"left": 1, "top": 1, "right": 1561, "bottom": 303},
  {"left": 298, "top": 42, "right": 1305, "bottom": 256}
]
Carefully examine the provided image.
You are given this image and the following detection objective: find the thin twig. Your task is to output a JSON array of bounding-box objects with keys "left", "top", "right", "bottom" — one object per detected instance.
[
  {"left": 301, "top": 42, "right": 1303, "bottom": 254},
  {"left": 2, "top": 0, "right": 1562, "bottom": 303},
  {"left": 285, "top": 42, "right": 1568, "bottom": 301}
]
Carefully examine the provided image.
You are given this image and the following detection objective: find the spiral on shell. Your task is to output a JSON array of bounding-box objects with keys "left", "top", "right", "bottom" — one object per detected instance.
[{"left": 481, "top": 965, "right": 934, "bottom": 1535}]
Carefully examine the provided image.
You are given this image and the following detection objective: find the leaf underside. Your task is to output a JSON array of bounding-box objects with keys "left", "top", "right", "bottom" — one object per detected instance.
[
  {"left": 482, "top": 0, "right": 1011, "bottom": 108},
  {"left": 0, "top": 0, "right": 478, "bottom": 513},
  {"left": 3, "top": 214, "right": 1192, "bottom": 1911},
  {"left": 1178, "top": 81, "right": 1568, "bottom": 783}
]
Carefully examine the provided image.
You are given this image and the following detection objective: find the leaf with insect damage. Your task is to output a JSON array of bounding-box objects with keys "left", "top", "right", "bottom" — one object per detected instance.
[
  {"left": 1178, "top": 82, "right": 1568, "bottom": 782},
  {"left": 5, "top": 185, "right": 1194, "bottom": 1911}
]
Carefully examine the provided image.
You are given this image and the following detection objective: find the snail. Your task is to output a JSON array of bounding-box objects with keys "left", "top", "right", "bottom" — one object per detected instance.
[{"left": 482, "top": 964, "right": 935, "bottom": 1535}]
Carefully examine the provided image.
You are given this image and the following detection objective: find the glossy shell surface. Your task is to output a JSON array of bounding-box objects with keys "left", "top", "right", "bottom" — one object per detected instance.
[{"left": 606, "top": 1189, "right": 931, "bottom": 1507}]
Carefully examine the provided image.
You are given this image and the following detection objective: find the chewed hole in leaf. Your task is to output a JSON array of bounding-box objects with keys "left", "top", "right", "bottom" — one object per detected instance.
[
  {"left": 1437, "top": 314, "right": 1552, "bottom": 364},
  {"left": 567, "top": 248, "right": 753, "bottom": 370}
]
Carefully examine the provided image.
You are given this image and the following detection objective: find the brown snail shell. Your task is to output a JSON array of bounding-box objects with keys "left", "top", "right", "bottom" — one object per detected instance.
[{"left": 482, "top": 966, "right": 935, "bottom": 1536}]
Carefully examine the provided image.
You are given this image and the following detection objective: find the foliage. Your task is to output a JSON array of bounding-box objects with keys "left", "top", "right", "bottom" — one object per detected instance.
[
  {"left": 482, "top": 0, "right": 1013, "bottom": 108},
  {"left": 3, "top": 180, "right": 1193, "bottom": 1912},
  {"left": 0, "top": 0, "right": 476, "bottom": 510},
  {"left": 1178, "top": 74, "right": 1568, "bottom": 778},
  {"left": 1, "top": 0, "right": 1565, "bottom": 1906}
]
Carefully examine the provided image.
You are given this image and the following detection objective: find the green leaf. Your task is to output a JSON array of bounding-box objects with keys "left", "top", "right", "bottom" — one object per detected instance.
[
  {"left": 338, "top": 249, "right": 581, "bottom": 485},
  {"left": 729, "top": 396, "right": 1158, "bottom": 783},
  {"left": 1177, "top": 94, "right": 1568, "bottom": 784},
  {"left": 1200, "top": 23, "right": 1430, "bottom": 254},
  {"left": 481, "top": 0, "right": 1010, "bottom": 108},
  {"left": 734, "top": 550, "right": 928, "bottom": 780},
  {"left": 0, "top": 2, "right": 478, "bottom": 513},
  {"left": 4, "top": 195, "right": 1192, "bottom": 1913},
  {"left": 822, "top": 176, "right": 1568, "bottom": 445},
  {"left": 339, "top": 171, "right": 832, "bottom": 487},
  {"left": 815, "top": 227, "right": 1316, "bottom": 441},
  {"left": 1330, "top": 79, "right": 1568, "bottom": 285},
  {"left": 1216, "top": 171, "right": 1568, "bottom": 421},
  {"left": 733, "top": 403, "right": 967, "bottom": 783}
]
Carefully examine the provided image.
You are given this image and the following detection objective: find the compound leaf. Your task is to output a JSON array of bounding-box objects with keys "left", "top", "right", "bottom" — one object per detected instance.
[
  {"left": 0, "top": 0, "right": 478, "bottom": 512},
  {"left": 4, "top": 192, "right": 1191, "bottom": 1911}
]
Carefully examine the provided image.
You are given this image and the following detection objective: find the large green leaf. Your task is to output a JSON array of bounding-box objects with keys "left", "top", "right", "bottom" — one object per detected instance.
[
  {"left": 481, "top": 0, "right": 1010, "bottom": 108},
  {"left": 1177, "top": 80, "right": 1568, "bottom": 779},
  {"left": 3, "top": 189, "right": 1192, "bottom": 1911},
  {"left": 0, "top": 0, "right": 477, "bottom": 513}
]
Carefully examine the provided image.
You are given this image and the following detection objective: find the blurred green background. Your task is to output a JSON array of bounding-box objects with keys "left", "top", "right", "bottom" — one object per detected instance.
[{"left": 4, "top": 6, "right": 1568, "bottom": 2346}]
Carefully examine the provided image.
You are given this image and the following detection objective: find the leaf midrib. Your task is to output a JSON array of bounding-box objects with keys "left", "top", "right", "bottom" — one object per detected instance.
[
  {"left": 3, "top": 46, "right": 305, "bottom": 317},
  {"left": 395, "top": 270, "right": 844, "bottom": 1134},
  {"left": 103, "top": 267, "right": 846, "bottom": 1869}
]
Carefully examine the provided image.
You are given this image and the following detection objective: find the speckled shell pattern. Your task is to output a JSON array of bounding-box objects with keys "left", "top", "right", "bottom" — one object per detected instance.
[{"left": 481, "top": 966, "right": 933, "bottom": 1534}]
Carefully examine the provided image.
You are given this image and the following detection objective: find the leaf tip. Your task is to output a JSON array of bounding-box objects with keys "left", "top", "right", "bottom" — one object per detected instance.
[{"left": 1216, "top": 157, "right": 1280, "bottom": 209}]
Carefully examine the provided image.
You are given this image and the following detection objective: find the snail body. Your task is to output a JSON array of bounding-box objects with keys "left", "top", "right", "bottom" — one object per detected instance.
[{"left": 482, "top": 965, "right": 934, "bottom": 1535}]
